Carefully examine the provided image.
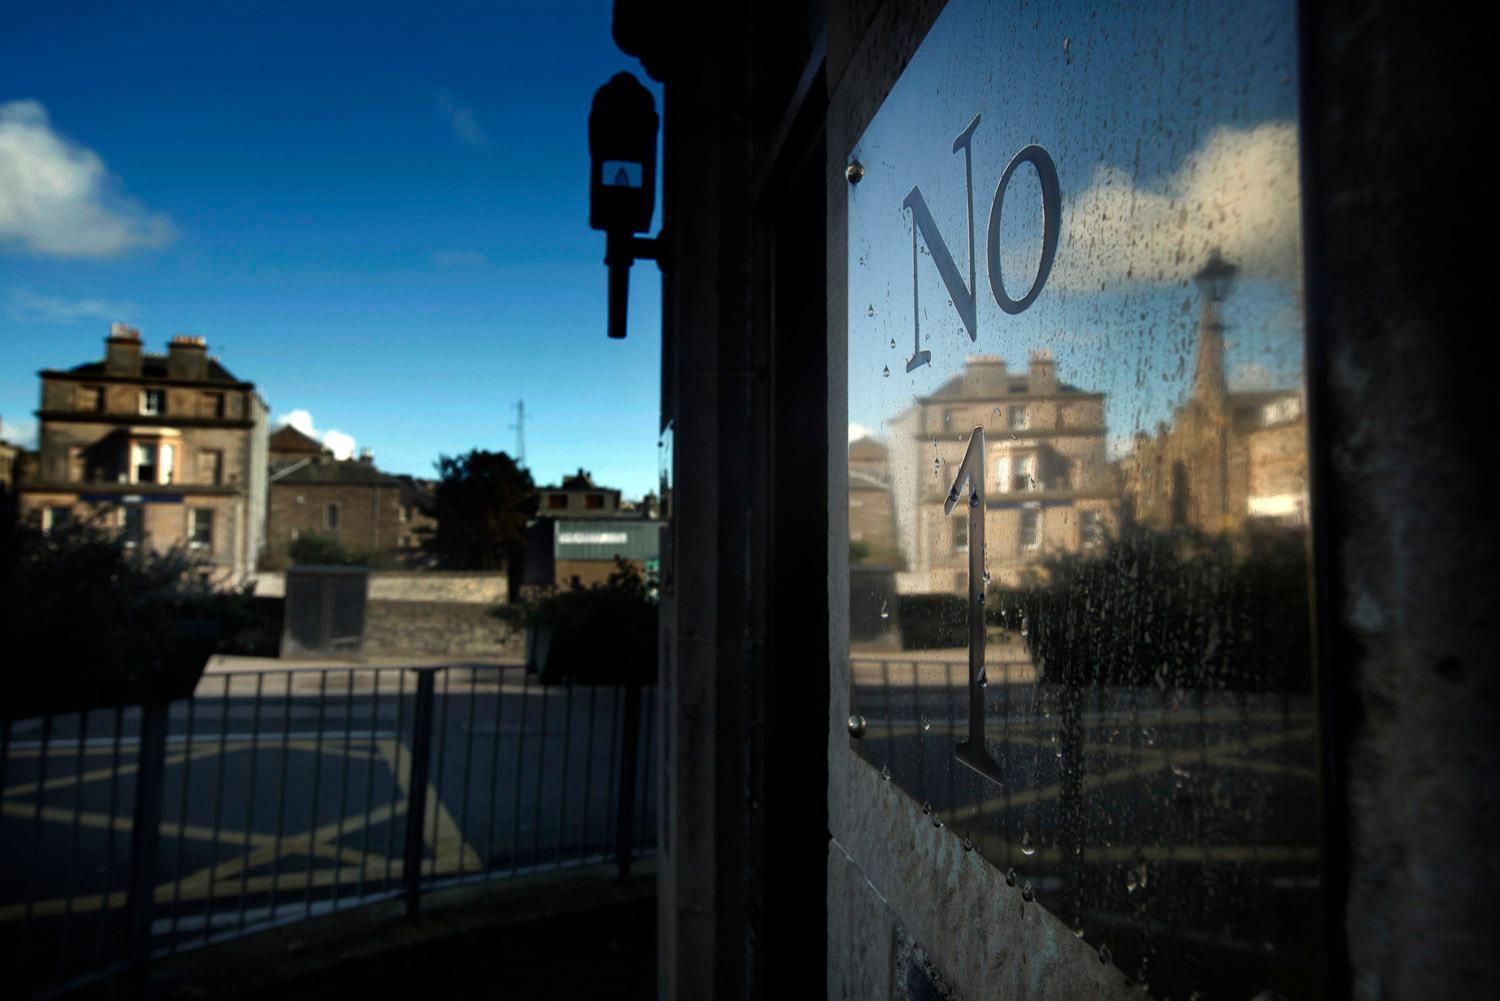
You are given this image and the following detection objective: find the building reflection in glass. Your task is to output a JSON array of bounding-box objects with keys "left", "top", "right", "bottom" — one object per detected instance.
[{"left": 848, "top": 250, "right": 1318, "bottom": 999}]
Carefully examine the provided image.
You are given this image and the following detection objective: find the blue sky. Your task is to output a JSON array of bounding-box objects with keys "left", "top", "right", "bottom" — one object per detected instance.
[{"left": 0, "top": 0, "right": 663, "bottom": 497}]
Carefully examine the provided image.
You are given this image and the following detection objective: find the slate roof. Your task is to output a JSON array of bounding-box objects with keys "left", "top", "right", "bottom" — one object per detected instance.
[
  {"left": 271, "top": 458, "right": 403, "bottom": 486},
  {"left": 64, "top": 355, "right": 247, "bottom": 385},
  {"left": 925, "top": 367, "right": 1087, "bottom": 400}
]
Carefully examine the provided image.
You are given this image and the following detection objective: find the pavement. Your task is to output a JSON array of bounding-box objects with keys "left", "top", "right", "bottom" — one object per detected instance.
[{"left": 64, "top": 862, "right": 657, "bottom": 1001}]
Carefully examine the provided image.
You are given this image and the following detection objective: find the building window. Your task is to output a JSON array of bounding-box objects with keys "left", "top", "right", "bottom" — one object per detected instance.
[
  {"left": 1008, "top": 405, "right": 1030, "bottom": 430},
  {"left": 202, "top": 392, "right": 225, "bottom": 418},
  {"left": 585, "top": 493, "right": 605, "bottom": 510},
  {"left": 160, "top": 443, "right": 175, "bottom": 485},
  {"left": 197, "top": 449, "right": 224, "bottom": 486},
  {"left": 121, "top": 507, "right": 145, "bottom": 548},
  {"left": 190, "top": 508, "right": 214, "bottom": 549},
  {"left": 132, "top": 443, "right": 158, "bottom": 484},
  {"left": 69, "top": 447, "right": 87, "bottom": 483},
  {"left": 1013, "top": 454, "right": 1039, "bottom": 492},
  {"left": 952, "top": 515, "right": 968, "bottom": 552},
  {"left": 140, "top": 389, "right": 164, "bottom": 416},
  {"left": 547, "top": 494, "right": 568, "bottom": 510},
  {"left": 1020, "top": 507, "right": 1042, "bottom": 550},
  {"left": 1081, "top": 510, "right": 1104, "bottom": 548},
  {"left": 78, "top": 386, "right": 105, "bottom": 412},
  {"left": 42, "top": 506, "right": 71, "bottom": 534},
  {"left": 325, "top": 503, "right": 341, "bottom": 531}
]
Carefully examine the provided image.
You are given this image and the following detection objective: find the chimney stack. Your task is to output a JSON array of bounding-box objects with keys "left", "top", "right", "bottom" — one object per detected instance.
[
  {"left": 167, "top": 335, "right": 209, "bottom": 381},
  {"left": 105, "top": 323, "right": 142, "bottom": 377},
  {"left": 1028, "top": 348, "right": 1058, "bottom": 391}
]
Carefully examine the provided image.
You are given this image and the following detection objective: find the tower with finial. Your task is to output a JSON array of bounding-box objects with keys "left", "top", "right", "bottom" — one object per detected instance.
[{"left": 1190, "top": 248, "right": 1237, "bottom": 409}]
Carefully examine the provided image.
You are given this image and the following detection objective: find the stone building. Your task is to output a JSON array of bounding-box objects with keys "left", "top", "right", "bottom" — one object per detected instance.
[
  {"left": 847, "top": 435, "right": 899, "bottom": 567},
  {"left": 886, "top": 353, "right": 1117, "bottom": 593},
  {"left": 1120, "top": 252, "right": 1309, "bottom": 533},
  {"left": 18, "top": 324, "right": 268, "bottom": 582},
  {"left": 535, "top": 468, "right": 623, "bottom": 517},
  {"left": 265, "top": 448, "right": 408, "bottom": 566}
]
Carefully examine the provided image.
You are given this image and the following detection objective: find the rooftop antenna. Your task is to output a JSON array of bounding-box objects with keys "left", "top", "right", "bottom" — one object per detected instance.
[{"left": 509, "top": 399, "right": 527, "bottom": 467}]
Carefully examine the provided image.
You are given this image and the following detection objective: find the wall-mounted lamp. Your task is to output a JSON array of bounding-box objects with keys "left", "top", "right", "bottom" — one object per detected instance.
[{"left": 589, "top": 72, "right": 662, "bottom": 339}]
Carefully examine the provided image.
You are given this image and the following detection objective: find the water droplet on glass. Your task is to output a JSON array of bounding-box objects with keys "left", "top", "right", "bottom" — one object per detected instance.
[
  {"left": 932, "top": 814, "right": 943, "bottom": 829},
  {"left": 1021, "top": 881, "right": 1034, "bottom": 902},
  {"left": 962, "top": 834, "right": 974, "bottom": 852},
  {"left": 889, "top": 338, "right": 896, "bottom": 349},
  {"left": 880, "top": 763, "right": 891, "bottom": 781},
  {"left": 977, "top": 667, "right": 988, "bottom": 689},
  {"left": 846, "top": 714, "right": 867, "bottom": 739},
  {"left": 1125, "top": 869, "right": 1138, "bottom": 892},
  {"left": 1020, "top": 830, "right": 1035, "bottom": 855},
  {"left": 921, "top": 801, "right": 932, "bottom": 816},
  {"left": 1063, "top": 36, "right": 1073, "bottom": 65},
  {"left": 867, "top": 304, "right": 875, "bottom": 317},
  {"left": 1074, "top": 926, "right": 1086, "bottom": 939},
  {"left": 982, "top": 570, "right": 992, "bottom": 587},
  {"left": 882, "top": 365, "right": 890, "bottom": 378},
  {"left": 947, "top": 487, "right": 959, "bottom": 505},
  {"left": 1005, "top": 867, "right": 1017, "bottom": 886},
  {"left": 1098, "top": 943, "right": 1111, "bottom": 965},
  {"left": 968, "top": 490, "right": 980, "bottom": 509},
  {"left": 879, "top": 600, "right": 890, "bottom": 620}
]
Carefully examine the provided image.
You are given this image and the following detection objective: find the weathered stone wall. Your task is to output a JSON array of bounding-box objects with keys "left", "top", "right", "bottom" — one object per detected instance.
[
  {"left": 249, "top": 571, "right": 508, "bottom": 603},
  {"left": 361, "top": 600, "right": 522, "bottom": 659},
  {"left": 1306, "top": 3, "right": 1497, "bottom": 998}
]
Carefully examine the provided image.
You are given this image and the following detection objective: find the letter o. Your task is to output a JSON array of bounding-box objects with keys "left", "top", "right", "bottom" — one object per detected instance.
[{"left": 986, "top": 145, "right": 1061, "bottom": 315}]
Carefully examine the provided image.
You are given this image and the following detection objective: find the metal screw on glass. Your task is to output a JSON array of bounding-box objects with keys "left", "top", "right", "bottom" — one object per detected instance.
[{"left": 846, "top": 159, "right": 865, "bottom": 184}]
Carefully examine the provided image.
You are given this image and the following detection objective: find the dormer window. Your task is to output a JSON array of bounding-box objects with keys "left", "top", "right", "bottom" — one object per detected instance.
[{"left": 140, "top": 389, "right": 164, "bottom": 416}]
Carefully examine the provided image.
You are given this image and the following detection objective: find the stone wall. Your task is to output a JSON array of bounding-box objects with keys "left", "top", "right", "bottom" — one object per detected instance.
[{"left": 362, "top": 600, "right": 522, "bottom": 659}]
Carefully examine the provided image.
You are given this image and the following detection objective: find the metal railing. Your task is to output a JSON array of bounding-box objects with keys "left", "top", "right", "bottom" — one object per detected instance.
[{"left": 0, "top": 664, "right": 656, "bottom": 998}]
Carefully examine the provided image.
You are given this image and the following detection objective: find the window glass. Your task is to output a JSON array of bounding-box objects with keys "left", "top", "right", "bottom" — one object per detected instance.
[
  {"left": 122, "top": 507, "right": 145, "bottom": 547},
  {"left": 190, "top": 508, "right": 214, "bottom": 547},
  {"left": 132, "top": 443, "right": 157, "bottom": 484},
  {"left": 140, "top": 389, "right": 164, "bottom": 415},
  {"left": 844, "top": 2, "right": 1319, "bottom": 994}
]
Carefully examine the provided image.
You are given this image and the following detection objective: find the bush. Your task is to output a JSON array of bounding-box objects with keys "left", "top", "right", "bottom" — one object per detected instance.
[
  {"left": 497, "top": 558, "right": 657, "bottom": 685},
  {"left": 895, "top": 592, "right": 967, "bottom": 649},
  {"left": 989, "top": 523, "right": 1312, "bottom": 691},
  {"left": 1, "top": 515, "right": 252, "bottom": 718}
]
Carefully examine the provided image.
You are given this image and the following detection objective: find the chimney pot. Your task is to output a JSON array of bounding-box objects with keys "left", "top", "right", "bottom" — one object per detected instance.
[
  {"left": 105, "top": 323, "right": 143, "bottom": 376},
  {"left": 167, "top": 334, "right": 209, "bottom": 381}
]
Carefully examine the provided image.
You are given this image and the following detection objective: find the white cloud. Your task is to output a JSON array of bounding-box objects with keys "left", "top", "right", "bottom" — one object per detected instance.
[
  {"left": 0, "top": 100, "right": 173, "bottom": 258},
  {"left": 437, "top": 92, "right": 486, "bottom": 146},
  {"left": 1053, "top": 122, "right": 1300, "bottom": 290},
  {"left": 275, "top": 408, "right": 357, "bottom": 460},
  {"left": 6, "top": 286, "right": 135, "bottom": 324},
  {"left": 1229, "top": 362, "right": 1279, "bottom": 391},
  {"left": 848, "top": 422, "right": 871, "bottom": 443},
  {"left": 1, "top": 417, "right": 37, "bottom": 448}
]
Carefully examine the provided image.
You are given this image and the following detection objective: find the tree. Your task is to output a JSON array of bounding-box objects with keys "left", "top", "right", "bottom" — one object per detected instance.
[{"left": 424, "top": 449, "right": 536, "bottom": 573}]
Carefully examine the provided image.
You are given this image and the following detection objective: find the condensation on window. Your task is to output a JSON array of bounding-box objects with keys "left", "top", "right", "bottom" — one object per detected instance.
[{"left": 844, "top": 0, "right": 1317, "bottom": 996}]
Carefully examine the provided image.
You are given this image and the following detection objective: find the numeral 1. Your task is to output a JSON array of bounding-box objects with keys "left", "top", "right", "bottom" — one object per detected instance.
[{"left": 944, "top": 426, "right": 1004, "bottom": 786}]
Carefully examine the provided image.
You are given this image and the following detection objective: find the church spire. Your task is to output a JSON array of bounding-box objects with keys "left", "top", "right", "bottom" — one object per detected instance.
[{"left": 1191, "top": 248, "right": 1237, "bottom": 407}]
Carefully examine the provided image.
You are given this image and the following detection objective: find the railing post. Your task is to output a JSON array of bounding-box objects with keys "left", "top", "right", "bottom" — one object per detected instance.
[
  {"left": 402, "top": 669, "right": 438, "bottom": 917},
  {"left": 615, "top": 682, "right": 642, "bottom": 880},
  {"left": 125, "top": 699, "right": 170, "bottom": 975}
]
